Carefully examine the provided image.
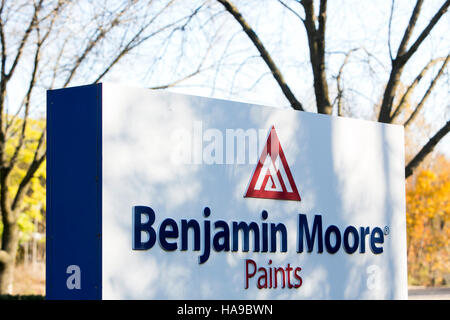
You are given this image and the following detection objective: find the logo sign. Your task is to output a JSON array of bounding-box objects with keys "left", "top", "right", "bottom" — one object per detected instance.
[
  {"left": 244, "top": 126, "right": 301, "bottom": 201},
  {"left": 46, "top": 83, "right": 407, "bottom": 300}
]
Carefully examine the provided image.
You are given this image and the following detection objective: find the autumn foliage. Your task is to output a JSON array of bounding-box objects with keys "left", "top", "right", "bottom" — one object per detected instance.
[
  {"left": 406, "top": 155, "right": 450, "bottom": 286},
  {"left": 2, "top": 118, "right": 46, "bottom": 240}
]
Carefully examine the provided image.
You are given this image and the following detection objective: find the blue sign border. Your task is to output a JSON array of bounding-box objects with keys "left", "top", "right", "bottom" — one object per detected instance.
[{"left": 46, "top": 84, "right": 102, "bottom": 299}]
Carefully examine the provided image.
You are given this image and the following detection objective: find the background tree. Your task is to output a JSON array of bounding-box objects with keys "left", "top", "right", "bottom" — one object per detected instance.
[
  {"left": 2, "top": 117, "right": 46, "bottom": 268},
  {"left": 212, "top": 0, "right": 449, "bottom": 178},
  {"left": 148, "top": 1, "right": 448, "bottom": 176},
  {"left": 0, "top": 0, "right": 207, "bottom": 294},
  {"left": 406, "top": 154, "right": 450, "bottom": 285}
]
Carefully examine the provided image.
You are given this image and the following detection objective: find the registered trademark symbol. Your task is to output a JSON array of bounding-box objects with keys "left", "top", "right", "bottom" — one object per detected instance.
[{"left": 384, "top": 226, "right": 390, "bottom": 235}]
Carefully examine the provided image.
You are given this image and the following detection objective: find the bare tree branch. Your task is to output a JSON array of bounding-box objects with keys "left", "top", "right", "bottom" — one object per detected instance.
[
  {"left": 11, "top": 128, "right": 46, "bottom": 212},
  {"left": 217, "top": 0, "right": 304, "bottom": 111},
  {"left": 92, "top": 0, "right": 200, "bottom": 84},
  {"left": 5, "top": 44, "right": 40, "bottom": 172},
  {"left": 333, "top": 49, "right": 358, "bottom": 116},
  {"left": 388, "top": 0, "right": 395, "bottom": 62},
  {"left": 405, "top": 120, "right": 450, "bottom": 178},
  {"left": 62, "top": 3, "right": 131, "bottom": 87},
  {"left": 400, "top": 0, "right": 450, "bottom": 64},
  {"left": 149, "top": 23, "right": 217, "bottom": 91},
  {"left": 0, "top": 2, "right": 6, "bottom": 85},
  {"left": 396, "top": 0, "right": 424, "bottom": 59},
  {"left": 277, "top": 0, "right": 304, "bottom": 21},
  {"left": 5, "top": 0, "right": 44, "bottom": 81},
  {"left": 378, "top": 0, "right": 423, "bottom": 123},
  {"left": 318, "top": 0, "right": 327, "bottom": 38},
  {"left": 390, "top": 56, "right": 446, "bottom": 121},
  {"left": 378, "top": 0, "right": 449, "bottom": 123},
  {"left": 5, "top": 1, "right": 64, "bottom": 177},
  {"left": 150, "top": 69, "right": 204, "bottom": 90},
  {"left": 404, "top": 55, "right": 449, "bottom": 127}
]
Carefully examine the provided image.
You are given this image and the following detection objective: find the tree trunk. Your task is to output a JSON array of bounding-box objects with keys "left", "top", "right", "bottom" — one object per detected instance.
[
  {"left": 0, "top": 219, "right": 19, "bottom": 294},
  {"left": 378, "top": 63, "right": 404, "bottom": 123},
  {"left": 301, "top": 0, "right": 332, "bottom": 115}
]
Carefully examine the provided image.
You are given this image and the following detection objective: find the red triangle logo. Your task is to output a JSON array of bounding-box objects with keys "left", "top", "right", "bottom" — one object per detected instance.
[{"left": 244, "top": 126, "right": 301, "bottom": 201}]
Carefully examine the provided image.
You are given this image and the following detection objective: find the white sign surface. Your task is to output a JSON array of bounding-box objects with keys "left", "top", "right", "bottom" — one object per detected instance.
[{"left": 100, "top": 83, "right": 407, "bottom": 299}]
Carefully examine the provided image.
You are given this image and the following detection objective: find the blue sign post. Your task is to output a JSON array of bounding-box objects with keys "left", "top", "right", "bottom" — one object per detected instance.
[{"left": 46, "top": 84, "right": 102, "bottom": 299}]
